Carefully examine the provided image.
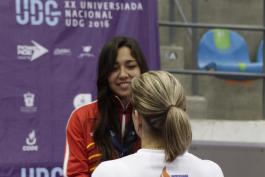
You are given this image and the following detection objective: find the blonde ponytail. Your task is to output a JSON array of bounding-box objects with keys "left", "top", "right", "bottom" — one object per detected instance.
[
  {"left": 131, "top": 71, "right": 192, "bottom": 162},
  {"left": 163, "top": 106, "right": 192, "bottom": 162}
]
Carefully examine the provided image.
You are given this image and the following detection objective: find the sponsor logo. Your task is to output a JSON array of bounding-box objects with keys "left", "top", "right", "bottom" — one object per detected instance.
[
  {"left": 15, "top": 0, "right": 61, "bottom": 26},
  {"left": 78, "top": 46, "right": 94, "bottom": 58},
  {"left": 22, "top": 130, "right": 39, "bottom": 152},
  {"left": 17, "top": 41, "right": 48, "bottom": 61},
  {"left": 21, "top": 167, "right": 63, "bottom": 177},
  {"left": 20, "top": 92, "right": 37, "bottom": 113},
  {"left": 73, "top": 93, "right": 92, "bottom": 108},
  {"left": 161, "top": 167, "right": 188, "bottom": 177},
  {"left": 53, "top": 48, "right": 72, "bottom": 56}
]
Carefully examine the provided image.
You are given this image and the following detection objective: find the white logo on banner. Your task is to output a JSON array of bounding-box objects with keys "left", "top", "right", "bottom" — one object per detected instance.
[
  {"left": 73, "top": 93, "right": 92, "bottom": 108},
  {"left": 78, "top": 46, "right": 94, "bottom": 58},
  {"left": 17, "top": 41, "right": 48, "bottom": 61},
  {"left": 22, "top": 130, "right": 39, "bottom": 151},
  {"left": 64, "top": 2, "right": 143, "bottom": 28},
  {"left": 15, "top": 0, "right": 61, "bottom": 26},
  {"left": 53, "top": 48, "right": 72, "bottom": 56},
  {"left": 20, "top": 92, "right": 37, "bottom": 113},
  {"left": 21, "top": 167, "right": 63, "bottom": 177}
]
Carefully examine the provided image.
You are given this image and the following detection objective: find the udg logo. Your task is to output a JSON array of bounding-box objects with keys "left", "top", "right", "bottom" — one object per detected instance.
[
  {"left": 15, "top": 0, "right": 61, "bottom": 26},
  {"left": 21, "top": 167, "right": 63, "bottom": 177}
]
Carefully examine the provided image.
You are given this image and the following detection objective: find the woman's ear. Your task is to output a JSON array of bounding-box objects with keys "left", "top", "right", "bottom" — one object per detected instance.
[{"left": 132, "top": 109, "right": 142, "bottom": 138}]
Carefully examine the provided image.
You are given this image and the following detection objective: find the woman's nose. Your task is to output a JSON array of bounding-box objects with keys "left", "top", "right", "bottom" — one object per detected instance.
[{"left": 119, "top": 67, "right": 129, "bottom": 78}]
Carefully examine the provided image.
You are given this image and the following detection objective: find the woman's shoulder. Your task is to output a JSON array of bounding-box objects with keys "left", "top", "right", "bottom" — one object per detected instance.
[
  {"left": 201, "top": 159, "right": 224, "bottom": 176},
  {"left": 92, "top": 154, "right": 137, "bottom": 177},
  {"left": 67, "top": 100, "right": 99, "bottom": 127},
  {"left": 183, "top": 152, "right": 224, "bottom": 177},
  {"left": 73, "top": 100, "right": 98, "bottom": 118}
]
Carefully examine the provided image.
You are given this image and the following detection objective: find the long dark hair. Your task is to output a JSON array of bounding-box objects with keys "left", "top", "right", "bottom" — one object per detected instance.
[{"left": 94, "top": 36, "right": 148, "bottom": 160}]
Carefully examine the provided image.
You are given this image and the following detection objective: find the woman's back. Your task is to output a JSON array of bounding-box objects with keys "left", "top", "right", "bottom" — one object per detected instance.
[
  {"left": 92, "top": 71, "right": 223, "bottom": 177},
  {"left": 92, "top": 149, "right": 223, "bottom": 177}
]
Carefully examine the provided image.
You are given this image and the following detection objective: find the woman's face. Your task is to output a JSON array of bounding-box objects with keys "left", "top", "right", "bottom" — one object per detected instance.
[{"left": 108, "top": 46, "right": 141, "bottom": 99}]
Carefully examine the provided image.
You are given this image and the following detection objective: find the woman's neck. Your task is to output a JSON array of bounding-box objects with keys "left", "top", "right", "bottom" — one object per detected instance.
[
  {"left": 114, "top": 95, "right": 130, "bottom": 109},
  {"left": 141, "top": 137, "right": 163, "bottom": 150}
]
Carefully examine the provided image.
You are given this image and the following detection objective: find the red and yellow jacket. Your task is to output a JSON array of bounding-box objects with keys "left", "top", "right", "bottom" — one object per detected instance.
[{"left": 63, "top": 100, "right": 140, "bottom": 177}]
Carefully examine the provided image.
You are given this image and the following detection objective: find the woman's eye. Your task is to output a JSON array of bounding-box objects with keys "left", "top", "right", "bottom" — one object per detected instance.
[
  {"left": 112, "top": 65, "right": 119, "bottom": 71},
  {"left": 127, "top": 63, "right": 139, "bottom": 69},
  {"left": 128, "top": 65, "right": 137, "bottom": 68}
]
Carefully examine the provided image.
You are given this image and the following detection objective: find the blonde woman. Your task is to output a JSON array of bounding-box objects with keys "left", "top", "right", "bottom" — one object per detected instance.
[{"left": 92, "top": 71, "right": 224, "bottom": 177}]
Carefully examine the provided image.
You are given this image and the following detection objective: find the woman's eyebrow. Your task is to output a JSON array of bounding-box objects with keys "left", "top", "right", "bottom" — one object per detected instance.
[{"left": 126, "top": 59, "right": 137, "bottom": 63}]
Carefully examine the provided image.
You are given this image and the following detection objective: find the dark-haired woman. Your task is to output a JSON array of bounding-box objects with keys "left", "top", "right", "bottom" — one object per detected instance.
[{"left": 63, "top": 36, "right": 148, "bottom": 177}]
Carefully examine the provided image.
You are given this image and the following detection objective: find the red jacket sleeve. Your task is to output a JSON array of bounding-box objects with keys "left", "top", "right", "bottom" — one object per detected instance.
[
  {"left": 63, "top": 106, "right": 102, "bottom": 177},
  {"left": 64, "top": 110, "right": 90, "bottom": 177}
]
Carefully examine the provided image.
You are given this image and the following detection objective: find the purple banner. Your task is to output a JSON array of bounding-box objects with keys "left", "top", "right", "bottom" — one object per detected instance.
[{"left": 0, "top": 0, "right": 160, "bottom": 176}]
